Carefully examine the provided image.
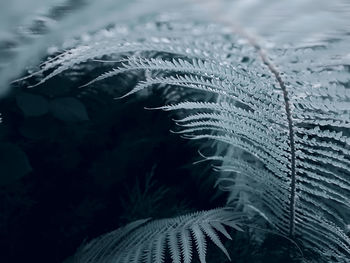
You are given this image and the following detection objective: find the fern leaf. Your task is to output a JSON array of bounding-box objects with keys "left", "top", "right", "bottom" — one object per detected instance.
[
  {"left": 73, "top": 208, "right": 244, "bottom": 263},
  {"left": 179, "top": 229, "right": 193, "bottom": 263},
  {"left": 200, "top": 222, "right": 231, "bottom": 260},
  {"left": 168, "top": 231, "right": 181, "bottom": 263},
  {"left": 190, "top": 224, "right": 207, "bottom": 263}
]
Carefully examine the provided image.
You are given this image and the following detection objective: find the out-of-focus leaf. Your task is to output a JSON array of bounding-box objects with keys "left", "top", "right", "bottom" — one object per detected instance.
[
  {"left": 49, "top": 97, "right": 89, "bottom": 122},
  {"left": 0, "top": 143, "right": 32, "bottom": 186},
  {"left": 19, "top": 117, "right": 58, "bottom": 140},
  {"left": 16, "top": 92, "right": 49, "bottom": 116}
]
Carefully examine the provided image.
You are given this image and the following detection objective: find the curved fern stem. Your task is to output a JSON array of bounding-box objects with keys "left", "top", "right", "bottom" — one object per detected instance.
[
  {"left": 262, "top": 54, "right": 296, "bottom": 238},
  {"left": 202, "top": 5, "right": 299, "bottom": 237},
  {"left": 239, "top": 32, "right": 297, "bottom": 238},
  {"left": 257, "top": 47, "right": 296, "bottom": 238}
]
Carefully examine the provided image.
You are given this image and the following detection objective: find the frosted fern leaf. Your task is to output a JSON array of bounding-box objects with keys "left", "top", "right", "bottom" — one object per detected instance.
[{"left": 73, "top": 208, "right": 243, "bottom": 263}]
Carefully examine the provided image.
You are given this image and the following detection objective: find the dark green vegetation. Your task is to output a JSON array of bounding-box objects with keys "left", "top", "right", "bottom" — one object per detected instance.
[{"left": 1, "top": 71, "right": 300, "bottom": 263}]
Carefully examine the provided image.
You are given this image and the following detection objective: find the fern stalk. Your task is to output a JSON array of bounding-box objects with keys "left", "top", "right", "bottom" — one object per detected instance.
[
  {"left": 257, "top": 48, "right": 297, "bottom": 238},
  {"left": 221, "top": 24, "right": 298, "bottom": 238},
  {"left": 268, "top": 59, "right": 297, "bottom": 238}
]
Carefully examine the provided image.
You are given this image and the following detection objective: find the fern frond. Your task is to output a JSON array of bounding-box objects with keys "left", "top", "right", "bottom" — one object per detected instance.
[{"left": 73, "top": 208, "right": 244, "bottom": 263}]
